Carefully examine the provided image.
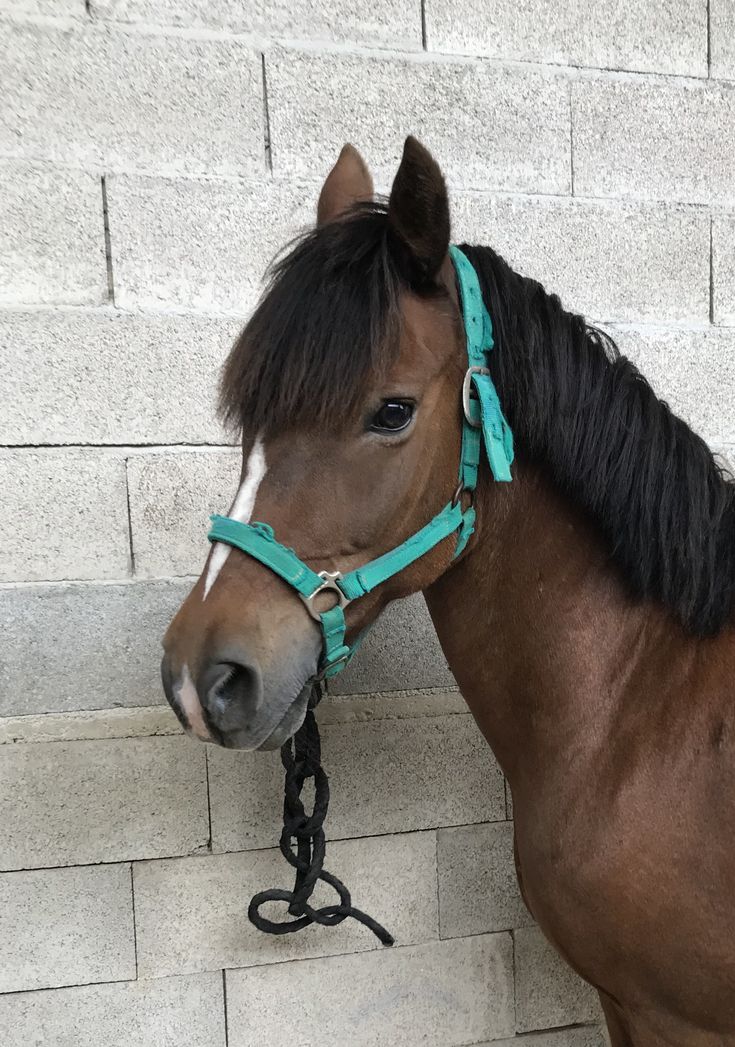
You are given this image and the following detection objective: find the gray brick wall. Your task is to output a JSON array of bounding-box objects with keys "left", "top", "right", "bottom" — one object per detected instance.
[{"left": 0, "top": 1, "right": 732, "bottom": 1042}]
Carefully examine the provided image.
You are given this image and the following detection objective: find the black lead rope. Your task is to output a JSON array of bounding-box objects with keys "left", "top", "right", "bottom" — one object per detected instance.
[{"left": 248, "top": 686, "right": 394, "bottom": 947}]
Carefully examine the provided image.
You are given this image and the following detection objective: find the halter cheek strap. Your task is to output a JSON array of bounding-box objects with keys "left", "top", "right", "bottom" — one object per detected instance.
[{"left": 207, "top": 246, "right": 514, "bottom": 680}]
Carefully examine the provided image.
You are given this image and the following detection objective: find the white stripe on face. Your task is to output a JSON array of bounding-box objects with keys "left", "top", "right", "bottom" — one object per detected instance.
[
  {"left": 203, "top": 435, "right": 267, "bottom": 600},
  {"left": 176, "top": 663, "right": 212, "bottom": 742}
]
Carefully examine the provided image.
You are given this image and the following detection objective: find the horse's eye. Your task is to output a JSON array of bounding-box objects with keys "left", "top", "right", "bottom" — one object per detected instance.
[{"left": 370, "top": 400, "right": 415, "bottom": 434}]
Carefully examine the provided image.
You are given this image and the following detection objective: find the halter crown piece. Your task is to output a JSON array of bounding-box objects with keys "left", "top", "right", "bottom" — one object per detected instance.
[{"left": 206, "top": 246, "right": 514, "bottom": 945}]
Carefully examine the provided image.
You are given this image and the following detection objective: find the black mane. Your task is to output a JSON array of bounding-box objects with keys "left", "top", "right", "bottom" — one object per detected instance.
[
  {"left": 463, "top": 243, "right": 735, "bottom": 637},
  {"left": 219, "top": 208, "right": 735, "bottom": 636}
]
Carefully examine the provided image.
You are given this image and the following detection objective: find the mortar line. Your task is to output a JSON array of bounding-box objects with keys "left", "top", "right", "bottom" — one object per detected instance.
[
  {"left": 261, "top": 53, "right": 272, "bottom": 173},
  {"left": 420, "top": 0, "right": 428, "bottom": 50},
  {"left": 434, "top": 829, "right": 443, "bottom": 938},
  {"left": 710, "top": 216, "right": 715, "bottom": 323},
  {"left": 100, "top": 176, "right": 116, "bottom": 306},
  {"left": 123, "top": 458, "right": 136, "bottom": 575},
  {"left": 707, "top": 0, "right": 712, "bottom": 76},
  {"left": 129, "top": 863, "right": 139, "bottom": 978},
  {"left": 222, "top": 970, "right": 230, "bottom": 1046},
  {"left": 568, "top": 82, "right": 575, "bottom": 195},
  {"left": 205, "top": 747, "right": 214, "bottom": 850}
]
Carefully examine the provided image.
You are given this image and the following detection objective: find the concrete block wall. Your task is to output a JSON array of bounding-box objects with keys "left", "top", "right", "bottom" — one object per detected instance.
[{"left": 0, "top": 1, "right": 732, "bottom": 1043}]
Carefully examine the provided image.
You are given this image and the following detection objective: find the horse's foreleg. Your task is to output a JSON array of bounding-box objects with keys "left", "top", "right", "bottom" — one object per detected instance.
[{"left": 599, "top": 991, "right": 633, "bottom": 1047}]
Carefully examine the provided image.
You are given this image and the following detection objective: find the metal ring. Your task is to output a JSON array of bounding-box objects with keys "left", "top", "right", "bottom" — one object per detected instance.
[
  {"left": 462, "top": 366, "right": 491, "bottom": 427},
  {"left": 300, "top": 571, "right": 350, "bottom": 622},
  {"left": 451, "top": 482, "right": 474, "bottom": 510}
]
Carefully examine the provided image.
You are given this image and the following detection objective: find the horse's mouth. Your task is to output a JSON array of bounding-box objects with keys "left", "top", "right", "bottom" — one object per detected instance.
[{"left": 249, "top": 680, "right": 313, "bottom": 752}]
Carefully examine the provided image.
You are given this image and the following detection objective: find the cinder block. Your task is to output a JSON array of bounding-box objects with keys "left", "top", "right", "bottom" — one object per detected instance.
[
  {"left": 0, "top": 309, "right": 237, "bottom": 445},
  {"left": 134, "top": 831, "right": 438, "bottom": 976},
  {"left": 267, "top": 49, "right": 571, "bottom": 194},
  {"left": 0, "top": 973, "right": 226, "bottom": 1047},
  {"left": 425, "top": 0, "right": 706, "bottom": 75},
  {"left": 453, "top": 195, "right": 709, "bottom": 324},
  {"left": 0, "top": 0, "right": 84, "bottom": 11},
  {"left": 613, "top": 326, "right": 735, "bottom": 445},
  {"left": 208, "top": 713, "right": 505, "bottom": 853},
  {"left": 480, "top": 1027, "right": 608, "bottom": 1047},
  {"left": 0, "top": 735, "right": 208, "bottom": 869},
  {"left": 225, "top": 934, "right": 514, "bottom": 1047},
  {"left": 107, "top": 174, "right": 314, "bottom": 312},
  {"left": 0, "top": 164, "right": 106, "bottom": 306},
  {"left": 437, "top": 821, "right": 532, "bottom": 938},
  {"left": 0, "top": 22, "right": 263, "bottom": 175},
  {"left": 572, "top": 79, "right": 735, "bottom": 205},
  {"left": 331, "top": 594, "right": 455, "bottom": 693},
  {"left": 126, "top": 449, "right": 240, "bottom": 578},
  {"left": 514, "top": 926, "right": 603, "bottom": 1033},
  {"left": 91, "top": 0, "right": 423, "bottom": 49},
  {"left": 713, "top": 216, "right": 735, "bottom": 326},
  {"left": 0, "top": 864, "right": 135, "bottom": 993},
  {"left": 0, "top": 579, "right": 191, "bottom": 716},
  {"left": 711, "top": 0, "right": 735, "bottom": 78},
  {"left": 0, "top": 449, "right": 130, "bottom": 582}
]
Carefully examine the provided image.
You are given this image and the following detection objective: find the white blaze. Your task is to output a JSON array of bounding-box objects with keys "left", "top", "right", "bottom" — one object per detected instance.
[
  {"left": 203, "top": 435, "right": 267, "bottom": 600},
  {"left": 176, "top": 664, "right": 211, "bottom": 741}
]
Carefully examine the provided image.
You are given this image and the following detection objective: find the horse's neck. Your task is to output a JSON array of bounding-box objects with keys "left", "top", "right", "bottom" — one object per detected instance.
[{"left": 424, "top": 460, "right": 681, "bottom": 782}]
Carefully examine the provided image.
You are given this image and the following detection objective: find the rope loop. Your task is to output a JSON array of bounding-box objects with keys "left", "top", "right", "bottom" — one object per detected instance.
[{"left": 247, "top": 697, "right": 394, "bottom": 947}]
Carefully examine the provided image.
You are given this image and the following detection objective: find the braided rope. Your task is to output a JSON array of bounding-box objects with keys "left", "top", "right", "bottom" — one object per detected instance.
[{"left": 248, "top": 692, "right": 394, "bottom": 946}]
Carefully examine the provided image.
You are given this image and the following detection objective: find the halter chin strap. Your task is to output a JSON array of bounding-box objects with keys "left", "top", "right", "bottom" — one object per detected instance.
[{"left": 207, "top": 246, "right": 514, "bottom": 680}]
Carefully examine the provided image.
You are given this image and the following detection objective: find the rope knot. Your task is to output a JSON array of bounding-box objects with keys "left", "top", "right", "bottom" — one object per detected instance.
[{"left": 247, "top": 695, "right": 394, "bottom": 947}]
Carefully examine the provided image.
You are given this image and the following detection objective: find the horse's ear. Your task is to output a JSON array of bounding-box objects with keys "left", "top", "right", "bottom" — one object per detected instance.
[
  {"left": 317, "top": 144, "right": 374, "bottom": 226},
  {"left": 387, "top": 136, "right": 450, "bottom": 287}
]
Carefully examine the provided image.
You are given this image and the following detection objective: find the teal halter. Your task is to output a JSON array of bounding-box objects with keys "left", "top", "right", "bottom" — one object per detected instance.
[{"left": 207, "top": 246, "right": 514, "bottom": 681}]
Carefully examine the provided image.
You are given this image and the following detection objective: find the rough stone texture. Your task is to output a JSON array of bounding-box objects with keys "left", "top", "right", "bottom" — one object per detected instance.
[
  {"left": 0, "top": 0, "right": 84, "bottom": 10},
  {"left": 0, "top": 579, "right": 191, "bottom": 716},
  {"left": 0, "top": 310, "right": 237, "bottom": 445},
  {"left": 225, "top": 934, "right": 515, "bottom": 1047},
  {"left": 208, "top": 713, "right": 505, "bottom": 853},
  {"left": 0, "top": 449, "right": 130, "bottom": 582},
  {"left": 126, "top": 449, "right": 240, "bottom": 577},
  {"left": 134, "top": 831, "right": 437, "bottom": 976},
  {"left": 0, "top": 864, "right": 134, "bottom": 993},
  {"left": 572, "top": 78, "right": 735, "bottom": 205},
  {"left": 0, "top": 164, "right": 106, "bottom": 307},
  {"left": 515, "top": 926, "right": 603, "bottom": 1033},
  {"left": 453, "top": 194, "right": 709, "bottom": 323},
  {"left": 267, "top": 49, "right": 571, "bottom": 194},
  {"left": 713, "top": 215, "right": 735, "bottom": 326},
  {"left": 107, "top": 174, "right": 314, "bottom": 312},
  {"left": 425, "top": 0, "right": 706, "bottom": 75},
  {"left": 485, "top": 1029, "right": 608, "bottom": 1047},
  {"left": 317, "top": 594, "right": 453, "bottom": 694},
  {"left": 92, "top": 0, "right": 423, "bottom": 49},
  {"left": 437, "top": 821, "right": 532, "bottom": 937},
  {"left": 711, "top": 0, "right": 735, "bottom": 79},
  {"left": 614, "top": 326, "right": 735, "bottom": 445},
  {"left": 0, "top": 735, "right": 208, "bottom": 869},
  {"left": 0, "top": 22, "right": 263, "bottom": 176},
  {"left": 0, "top": 973, "right": 226, "bottom": 1047}
]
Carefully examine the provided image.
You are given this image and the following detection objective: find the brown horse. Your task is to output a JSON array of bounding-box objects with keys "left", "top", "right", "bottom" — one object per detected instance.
[{"left": 162, "top": 137, "right": 735, "bottom": 1045}]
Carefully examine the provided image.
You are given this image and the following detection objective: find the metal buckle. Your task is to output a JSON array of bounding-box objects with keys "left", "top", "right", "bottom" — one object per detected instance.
[
  {"left": 451, "top": 482, "right": 474, "bottom": 510},
  {"left": 300, "top": 571, "right": 350, "bottom": 622},
  {"left": 462, "top": 366, "right": 490, "bottom": 427},
  {"left": 314, "top": 651, "right": 351, "bottom": 682}
]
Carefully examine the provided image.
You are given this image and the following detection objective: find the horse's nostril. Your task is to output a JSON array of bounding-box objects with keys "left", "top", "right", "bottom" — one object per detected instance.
[
  {"left": 213, "top": 662, "right": 256, "bottom": 705},
  {"left": 199, "top": 657, "right": 263, "bottom": 733}
]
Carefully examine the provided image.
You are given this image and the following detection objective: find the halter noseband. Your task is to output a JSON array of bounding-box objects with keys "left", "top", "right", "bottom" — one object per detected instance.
[{"left": 207, "top": 246, "right": 514, "bottom": 680}]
